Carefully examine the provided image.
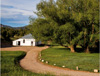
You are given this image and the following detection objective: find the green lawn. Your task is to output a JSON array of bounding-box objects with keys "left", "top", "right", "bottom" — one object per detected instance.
[
  {"left": 41, "top": 46, "right": 99, "bottom": 72},
  {"left": 1, "top": 51, "right": 54, "bottom": 76}
]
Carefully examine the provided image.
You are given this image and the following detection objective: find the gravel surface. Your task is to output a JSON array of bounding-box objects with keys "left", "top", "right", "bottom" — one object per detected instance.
[{"left": 1, "top": 46, "right": 99, "bottom": 76}]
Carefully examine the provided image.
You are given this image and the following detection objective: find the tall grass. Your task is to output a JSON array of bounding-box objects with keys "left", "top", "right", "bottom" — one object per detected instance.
[
  {"left": 41, "top": 46, "right": 99, "bottom": 72},
  {"left": 1, "top": 51, "right": 54, "bottom": 76}
]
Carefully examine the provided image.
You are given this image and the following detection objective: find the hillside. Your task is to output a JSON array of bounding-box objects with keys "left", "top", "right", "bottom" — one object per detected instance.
[{"left": 0, "top": 24, "right": 28, "bottom": 29}]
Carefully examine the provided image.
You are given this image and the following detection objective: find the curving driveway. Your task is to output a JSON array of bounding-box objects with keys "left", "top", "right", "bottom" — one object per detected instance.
[{"left": 1, "top": 46, "right": 99, "bottom": 76}]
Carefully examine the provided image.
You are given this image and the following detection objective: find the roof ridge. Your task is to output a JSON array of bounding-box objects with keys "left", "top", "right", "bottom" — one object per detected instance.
[{"left": 20, "top": 33, "right": 34, "bottom": 39}]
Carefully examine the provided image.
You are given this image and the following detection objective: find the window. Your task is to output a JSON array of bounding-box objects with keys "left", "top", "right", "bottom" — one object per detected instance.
[{"left": 23, "top": 39, "right": 25, "bottom": 43}]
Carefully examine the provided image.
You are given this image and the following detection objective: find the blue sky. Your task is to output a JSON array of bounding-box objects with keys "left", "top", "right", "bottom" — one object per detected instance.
[{"left": 1, "top": 0, "right": 41, "bottom": 27}]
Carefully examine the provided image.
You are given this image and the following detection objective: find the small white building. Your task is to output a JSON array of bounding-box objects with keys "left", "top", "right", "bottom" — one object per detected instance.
[{"left": 12, "top": 34, "right": 41, "bottom": 46}]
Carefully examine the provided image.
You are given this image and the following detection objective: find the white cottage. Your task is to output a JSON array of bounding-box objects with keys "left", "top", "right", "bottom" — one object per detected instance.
[{"left": 12, "top": 34, "right": 41, "bottom": 46}]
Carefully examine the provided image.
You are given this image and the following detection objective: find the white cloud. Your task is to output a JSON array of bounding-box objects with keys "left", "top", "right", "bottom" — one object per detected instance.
[
  {"left": 1, "top": 0, "right": 40, "bottom": 11},
  {"left": 1, "top": 0, "right": 41, "bottom": 19},
  {"left": 1, "top": 0, "right": 55, "bottom": 27},
  {"left": 1, "top": 7, "right": 36, "bottom": 18}
]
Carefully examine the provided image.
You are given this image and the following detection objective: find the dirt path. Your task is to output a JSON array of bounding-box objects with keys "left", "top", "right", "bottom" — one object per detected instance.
[{"left": 1, "top": 46, "right": 99, "bottom": 76}]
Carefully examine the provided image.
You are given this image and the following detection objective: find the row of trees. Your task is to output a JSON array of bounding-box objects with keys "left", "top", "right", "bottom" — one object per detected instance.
[
  {"left": 1, "top": 27, "right": 30, "bottom": 41},
  {"left": 29, "top": 0, "right": 99, "bottom": 53}
]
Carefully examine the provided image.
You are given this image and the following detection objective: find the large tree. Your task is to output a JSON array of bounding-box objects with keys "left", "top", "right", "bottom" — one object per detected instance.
[
  {"left": 29, "top": 18, "right": 55, "bottom": 42},
  {"left": 34, "top": 0, "right": 79, "bottom": 52},
  {"left": 30, "top": 0, "right": 99, "bottom": 53},
  {"left": 70, "top": 0, "right": 99, "bottom": 53}
]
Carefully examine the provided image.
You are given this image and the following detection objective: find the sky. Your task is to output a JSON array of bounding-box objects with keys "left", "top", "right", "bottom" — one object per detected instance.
[{"left": 1, "top": 0, "right": 41, "bottom": 27}]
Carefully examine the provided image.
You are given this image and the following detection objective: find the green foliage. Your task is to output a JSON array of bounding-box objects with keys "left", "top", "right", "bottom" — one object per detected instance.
[
  {"left": 29, "top": 0, "right": 99, "bottom": 52},
  {"left": 29, "top": 18, "right": 55, "bottom": 42},
  {"left": 1, "top": 27, "right": 30, "bottom": 41},
  {"left": 1, "top": 27, "right": 14, "bottom": 41}
]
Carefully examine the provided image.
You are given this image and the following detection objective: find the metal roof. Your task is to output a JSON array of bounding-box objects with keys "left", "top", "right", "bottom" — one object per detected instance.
[{"left": 20, "top": 34, "right": 34, "bottom": 39}]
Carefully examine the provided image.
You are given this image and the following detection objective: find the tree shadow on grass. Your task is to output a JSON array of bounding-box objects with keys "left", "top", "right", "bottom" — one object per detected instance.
[
  {"left": 36, "top": 44, "right": 46, "bottom": 47},
  {"left": 75, "top": 47, "right": 99, "bottom": 53},
  {"left": 14, "top": 52, "right": 26, "bottom": 66},
  {"left": 55, "top": 48, "right": 70, "bottom": 52},
  {"left": 89, "top": 47, "right": 99, "bottom": 53},
  {"left": 75, "top": 48, "right": 84, "bottom": 53}
]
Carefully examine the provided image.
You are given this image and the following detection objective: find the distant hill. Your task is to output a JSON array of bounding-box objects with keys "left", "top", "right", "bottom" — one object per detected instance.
[
  {"left": 0, "top": 24, "right": 12, "bottom": 28},
  {"left": 0, "top": 24, "right": 28, "bottom": 29}
]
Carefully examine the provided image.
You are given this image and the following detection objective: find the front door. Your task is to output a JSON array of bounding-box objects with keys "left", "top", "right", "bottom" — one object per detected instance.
[
  {"left": 18, "top": 41, "right": 20, "bottom": 46},
  {"left": 31, "top": 41, "right": 33, "bottom": 46}
]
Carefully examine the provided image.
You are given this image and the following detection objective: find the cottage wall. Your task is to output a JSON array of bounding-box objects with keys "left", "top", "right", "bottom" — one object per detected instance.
[
  {"left": 12, "top": 34, "right": 41, "bottom": 46},
  {"left": 21, "top": 39, "right": 35, "bottom": 46},
  {"left": 13, "top": 41, "right": 17, "bottom": 46},
  {"left": 13, "top": 39, "right": 36, "bottom": 46}
]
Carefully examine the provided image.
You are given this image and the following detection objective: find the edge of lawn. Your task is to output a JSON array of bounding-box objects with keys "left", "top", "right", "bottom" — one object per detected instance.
[
  {"left": 1, "top": 51, "right": 55, "bottom": 76},
  {"left": 37, "top": 46, "right": 99, "bottom": 73}
]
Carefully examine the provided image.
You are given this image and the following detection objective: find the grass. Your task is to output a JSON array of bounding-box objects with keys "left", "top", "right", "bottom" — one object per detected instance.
[
  {"left": 41, "top": 46, "right": 99, "bottom": 72},
  {"left": 1, "top": 51, "right": 54, "bottom": 76}
]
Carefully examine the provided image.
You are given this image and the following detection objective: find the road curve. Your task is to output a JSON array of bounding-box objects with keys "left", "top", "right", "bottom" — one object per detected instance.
[{"left": 19, "top": 46, "right": 99, "bottom": 76}]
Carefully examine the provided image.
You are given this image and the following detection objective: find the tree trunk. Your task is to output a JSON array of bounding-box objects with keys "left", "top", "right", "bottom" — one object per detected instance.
[
  {"left": 95, "top": 41, "right": 99, "bottom": 53},
  {"left": 85, "top": 46, "right": 90, "bottom": 53},
  {"left": 92, "top": 23, "right": 94, "bottom": 34},
  {"left": 70, "top": 45, "right": 75, "bottom": 53}
]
